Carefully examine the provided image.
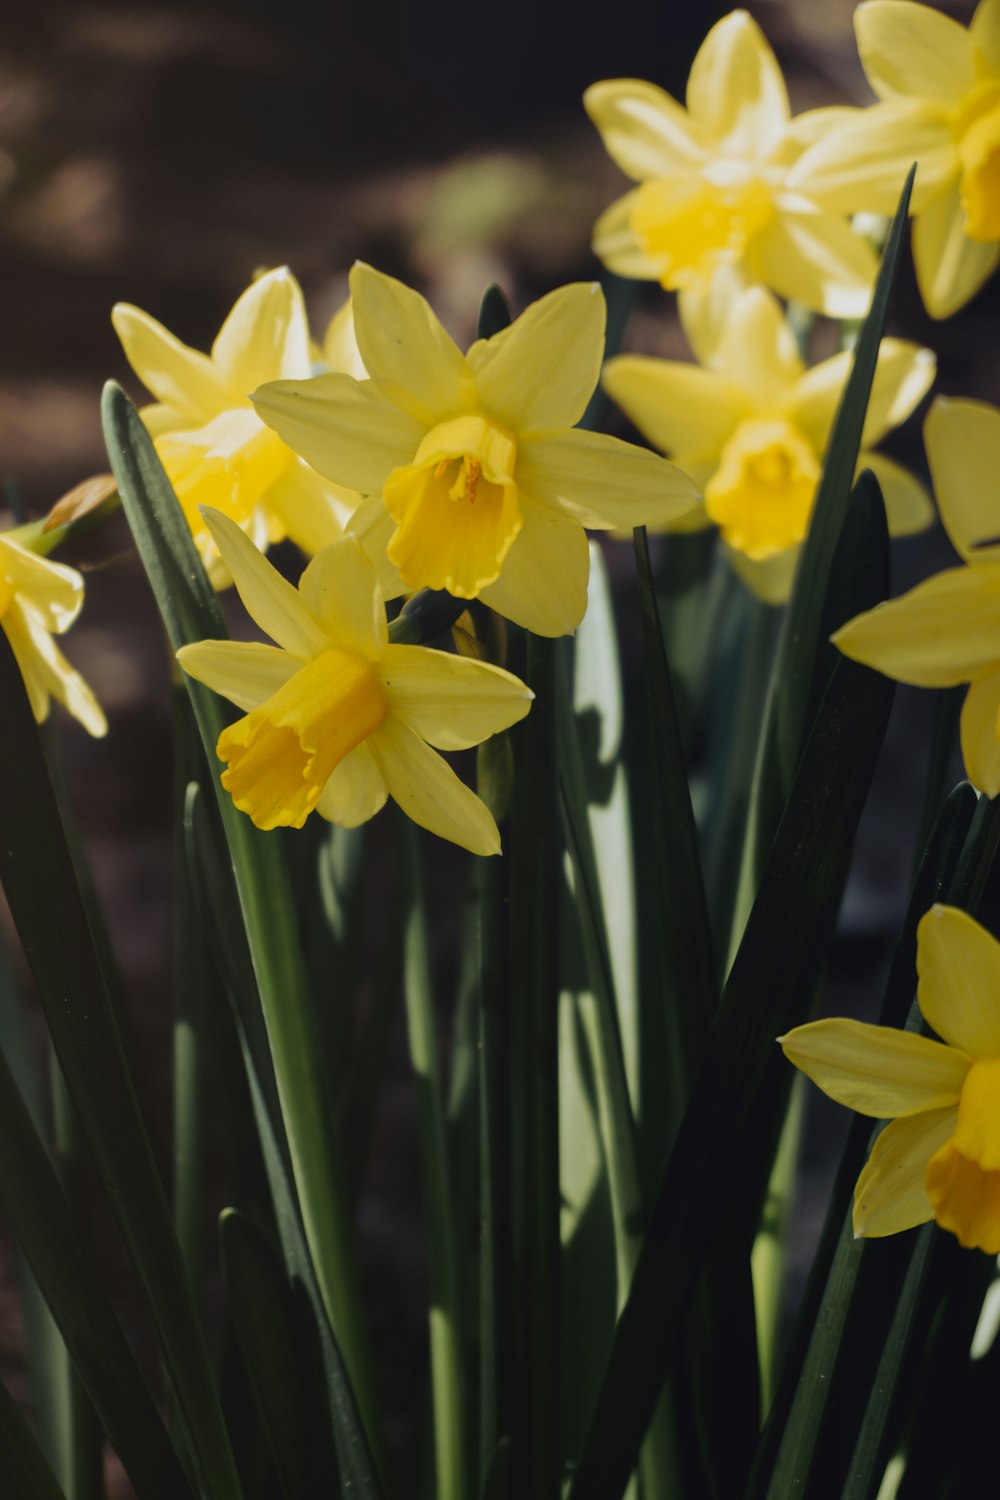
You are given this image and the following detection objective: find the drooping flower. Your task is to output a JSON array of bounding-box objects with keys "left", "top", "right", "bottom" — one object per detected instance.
[
  {"left": 782, "top": 904, "right": 1000, "bottom": 1254},
  {"left": 112, "top": 268, "right": 359, "bottom": 585},
  {"left": 834, "top": 397, "right": 1000, "bottom": 796},
  {"left": 584, "top": 10, "right": 878, "bottom": 315},
  {"left": 176, "top": 508, "right": 533, "bottom": 853},
  {"left": 791, "top": 0, "right": 1000, "bottom": 318},
  {"left": 250, "top": 262, "right": 700, "bottom": 637},
  {"left": 603, "top": 284, "right": 935, "bottom": 602},
  {"left": 0, "top": 531, "right": 105, "bottom": 736}
]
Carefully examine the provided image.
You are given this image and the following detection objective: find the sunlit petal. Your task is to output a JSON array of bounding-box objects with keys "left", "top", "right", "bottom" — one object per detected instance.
[
  {"left": 478, "top": 502, "right": 590, "bottom": 636},
  {"left": 592, "top": 191, "right": 664, "bottom": 280},
  {"left": 252, "top": 373, "right": 425, "bottom": 492},
  {"left": 583, "top": 79, "right": 702, "bottom": 180},
  {"left": 468, "top": 282, "right": 605, "bottom": 432},
  {"left": 749, "top": 203, "right": 877, "bottom": 317},
  {"left": 856, "top": 0, "right": 976, "bottom": 105},
  {"left": 685, "top": 11, "right": 789, "bottom": 155},
  {"left": 112, "top": 303, "right": 230, "bottom": 422},
  {"left": 200, "top": 507, "right": 328, "bottom": 657},
  {"left": 913, "top": 178, "right": 1000, "bottom": 319},
  {"left": 789, "top": 103, "right": 955, "bottom": 215},
  {"left": 299, "top": 536, "right": 388, "bottom": 658},
  {"left": 832, "top": 567, "right": 1000, "bottom": 686},
  {"left": 517, "top": 429, "right": 700, "bottom": 531},
  {"left": 861, "top": 453, "right": 934, "bottom": 537},
  {"left": 779, "top": 1018, "right": 969, "bottom": 1116},
  {"left": 602, "top": 356, "right": 745, "bottom": 460},
  {"left": 853, "top": 1109, "right": 957, "bottom": 1238},
  {"left": 176, "top": 639, "right": 298, "bottom": 711},
  {"left": 349, "top": 262, "right": 473, "bottom": 426},
  {"left": 316, "top": 741, "right": 388, "bottom": 827},
  {"left": 925, "top": 397, "right": 1000, "bottom": 562},
  {"left": 369, "top": 715, "right": 501, "bottom": 855},
  {"left": 211, "top": 267, "right": 311, "bottom": 395},
  {"left": 379, "top": 644, "right": 532, "bottom": 749},
  {"left": 918, "top": 904, "right": 1000, "bottom": 1054}
]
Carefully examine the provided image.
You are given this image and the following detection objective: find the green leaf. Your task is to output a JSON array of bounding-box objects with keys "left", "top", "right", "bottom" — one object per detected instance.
[
  {"left": 567, "top": 648, "right": 895, "bottom": 1500},
  {"left": 0, "top": 1379, "right": 67, "bottom": 1500}
]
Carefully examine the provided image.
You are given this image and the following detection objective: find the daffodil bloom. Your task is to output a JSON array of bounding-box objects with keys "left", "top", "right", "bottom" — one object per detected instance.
[
  {"left": 791, "top": 0, "right": 1000, "bottom": 318},
  {"left": 251, "top": 263, "right": 699, "bottom": 637},
  {"left": 177, "top": 508, "right": 533, "bottom": 853},
  {"left": 835, "top": 397, "right": 1000, "bottom": 796},
  {"left": 584, "top": 10, "right": 878, "bottom": 316},
  {"left": 113, "top": 268, "right": 358, "bottom": 585},
  {"left": 782, "top": 904, "right": 1000, "bottom": 1254},
  {"left": 603, "top": 285, "right": 935, "bottom": 602},
  {"left": 0, "top": 532, "right": 105, "bottom": 736}
]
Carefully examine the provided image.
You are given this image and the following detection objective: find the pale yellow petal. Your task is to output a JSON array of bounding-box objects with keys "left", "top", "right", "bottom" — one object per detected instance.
[
  {"left": 175, "top": 639, "right": 298, "bottom": 711},
  {"left": 780, "top": 1017, "right": 970, "bottom": 1116},
  {"left": 962, "top": 671, "right": 1000, "bottom": 796},
  {"left": 211, "top": 267, "right": 311, "bottom": 396},
  {"left": 321, "top": 296, "right": 367, "bottom": 379},
  {"left": 591, "top": 190, "right": 663, "bottom": 280},
  {"left": 478, "top": 502, "right": 590, "bottom": 636},
  {"left": 779, "top": 106, "right": 869, "bottom": 162},
  {"left": 749, "top": 204, "right": 877, "bottom": 317},
  {"left": 583, "top": 78, "right": 701, "bottom": 181},
  {"left": 263, "top": 459, "right": 356, "bottom": 556},
  {"left": 516, "top": 429, "right": 700, "bottom": 531},
  {"left": 913, "top": 178, "right": 1000, "bottom": 319},
  {"left": 853, "top": 1108, "right": 957, "bottom": 1238},
  {"left": 346, "top": 492, "right": 406, "bottom": 602},
  {"left": 199, "top": 508, "right": 328, "bottom": 658},
  {"left": 685, "top": 11, "right": 789, "bottom": 155},
  {"left": 677, "top": 265, "right": 750, "bottom": 367},
  {"left": 140, "top": 402, "right": 187, "bottom": 438},
  {"left": 349, "top": 262, "right": 472, "bottom": 427},
  {"left": 788, "top": 104, "right": 955, "bottom": 216},
  {"left": 368, "top": 714, "right": 501, "bottom": 855},
  {"left": 833, "top": 567, "right": 1000, "bottom": 686},
  {"left": 468, "top": 282, "right": 605, "bottom": 433},
  {"left": 856, "top": 0, "right": 976, "bottom": 105},
  {"left": 252, "top": 373, "right": 425, "bottom": 492},
  {"left": 925, "top": 397, "right": 1000, "bottom": 561},
  {"left": 602, "top": 356, "right": 745, "bottom": 461},
  {"left": 862, "top": 340, "right": 937, "bottom": 446},
  {"left": 716, "top": 286, "right": 803, "bottom": 404},
  {"left": 378, "top": 644, "right": 532, "bottom": 749},
  {"left": 315, "top": 741, "right": 387, "bottom": 827},
  {"left": 972, "top": 0, "right": 1000, "bottom": 73},
  {"left": 861, "top": 453, "right": 934, "bottom": 536},
  {"left": 0, "top": 538, "right": 83, "bottom": 632},
  {"left": 4, "top": 606, "right": 107, "bottom": 737},
  {"left": 725, "top": 543, "right": 798, "bottom": 604},
  {"left": 918, "top": 903, "right": 1000, "bottom": 1054},
  {"left": 298, "top": 536, "right": 387, "bottom": 659},
  {"left": 112, "top": 303, "right": 229, "bottom": 423}
]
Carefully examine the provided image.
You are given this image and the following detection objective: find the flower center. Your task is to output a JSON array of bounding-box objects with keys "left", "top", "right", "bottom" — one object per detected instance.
[
  {"left": 953, "top": 84, "right": 1000, "bottom": 242},
  {"left": 926, "top": 1056, "right": 1000, "bottom": 1254},
  {"left": 383, "top": 413, "right": 522, "bottom": 598},
  {"left": 216, "top": 645, "right": 388, "bottom": 831},
  {"left": 156, "top": 409, "right": 292, "bottom": 540},
  {"left": 629, "top": 169, "right": 774, "bottom": 292},
  {"left": 703, "top": 418, "right": 821, "bottom": 559}
]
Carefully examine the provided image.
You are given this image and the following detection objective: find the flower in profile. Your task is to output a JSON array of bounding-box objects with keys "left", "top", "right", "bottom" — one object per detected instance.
[
  {"left": 0, "top": 532, "right": 105, "bottom": 736},
  {"left": 782, "top": 904, "right": 1000, "bottom": 1254},
  {"left": 603, "top": 284, "right": 935, "bottom": 602},
  {"left": 584, "top": 10, "right": 878, "bottom": 315},
  {"left": 112, "top": 268, "right": 358, "bottom": 585},
  {"left": 251, "top": 262, "right": 699, "bottom": 637},
  {"left": 177, "top": 508, "right": 533, "bottom": 853},
  {"left": 834, "top": 397, "right": 1000, "bottom": 796},
  {"left": 791, "top": 0, "right": 1000, "bottom": 318}
]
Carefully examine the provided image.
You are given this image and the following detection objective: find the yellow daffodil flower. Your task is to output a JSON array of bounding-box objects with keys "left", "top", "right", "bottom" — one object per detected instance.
[
  {"left": 835, "top": 397, "right": 1000, "bottom": 796},
  {"left": 0, "top": 532, "right": 105, "bottom": 736},
  {"left": 584, "top": 10, "right": 878, "bottom": 315},
  {"left": 177, "top": 508, "right": 533, "bottom": 853},
  {"left": 791, "top": 0, "right": 1000, "bottom": 318},
  {"left": 250, "top": 263, "right": 699, "bottom": 637},
  {"left": 603, "top": 284, "right": 935, "bottom": 602},
  {"left": 782, "top": 904, "right": 1000, "bottom": 1254},
  {"left": 113, "top": 268, "right": 359, "bottom": 586}
]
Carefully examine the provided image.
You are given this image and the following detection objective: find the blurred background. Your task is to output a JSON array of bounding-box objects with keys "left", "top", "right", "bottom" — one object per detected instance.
[{"left": 0, "top": 0, "right": 988, "bottom": 1490}]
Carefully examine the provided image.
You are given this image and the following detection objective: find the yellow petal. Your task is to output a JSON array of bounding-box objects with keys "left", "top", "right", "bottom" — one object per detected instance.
[
  {"left": 685, "top": 11, "right": 788, "bottom": 156},
  {"left": 176, "top": 640, "right": 298, "bottom": 711},
  {"left": 252, "top": 373, "right": 425, "bottom": 492},
  {"left": 856, "top": 0, "right": 976, "bottom": 105},
  {"left": 264, "top": 459, "right": 356, "bottom": 556},
  {"left": 200, "top": 508, "right": 327, "bottom": 658},
  {"left": 602, "top": 356, "right": 745, "bottom": 460},
  {"left": 861, "top": 453, "right": 934, "bottom": 536},
  {"left": 832, "top": 566, "right": 1000, "bottom": 686},
  {"left": 112, "top": 303, "right": 229, "bottom": 423},
  {"left": 792, "top": 339, "right": 935, "bottom": 453},
  {"left": 961, "top": 669, "right": 1000, "bottom": 796},
  {"left": 583, "top": 78, "right": 701, "bottom": 181},
  {"left": 0, "top": 538, "right": 83, "bottom": 632},
  {"left": 347, "top": 491, "right": 405, "bottom": 601},
  {"left": 913, "top": 177, "right": 1000, "bottom": 318},
  {"left": 298, "top": 536, "right": 387, "bottom": 659},
  {"left": 321, "top": 296, "right": 367, "bottom": 379},
  {"left": 349, "top": 262, "right": 472, "bottom": 427},
  {"left": 788, "top": 103, "right": 956, "bottom": 216},
  {"left": 384, "top": 463, "right": 522, "bottom": 599},
  {"left": 749, "top": 203, "right": 877, "bottom": 317},
  {"left": 925, "top": 397, "right": 1000, "bottom": 561},
  {"left": 917, "top": 903, "right": 1000, "bottom": 1055},
  {"left": 677, "top": 264, "right": 750, "bottom": 367},
  {"left": 780, "top": 106, "right": 870, "bottom": 161},
  {"left": 591, "top": 190, "right": 664, "bottom": 280},
  {"left": 716, "top": 286, "right": 802, "bottom": 402},
  {"left": 4, "top": 606, "right": 107, "bottom": 737},
  {"left": 211, "top": 268, "right": 311, "bottom": 396},
  {"left": 725, "top": 542, "right": 798, "bottom": 604},
  {"left": 368, "top": 714, "right": 501, "bottom": 855},
  {"left": 468, "top": 282, "right": 605, "bottom": 433},
  {"left": 972, "top": 0, "right": 1000, "bottom": 73},
  {"left": 516, "top": 429, "right": 700, "bottom": 531},
  {"left": 478, "top": 501, "right": 590, "bottom": 636},
  {"left": 378, "top": 644, "right": 532, "bottom": 749},
  {"left": 853, "top": 1108, "right": 957, "bottom": 1238},
  {"left": 316, "top": 741, "right": 387, "bottom": 826},
  {"left": 779, "top": 1017, "right": 970, "bottom": 1116}
]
